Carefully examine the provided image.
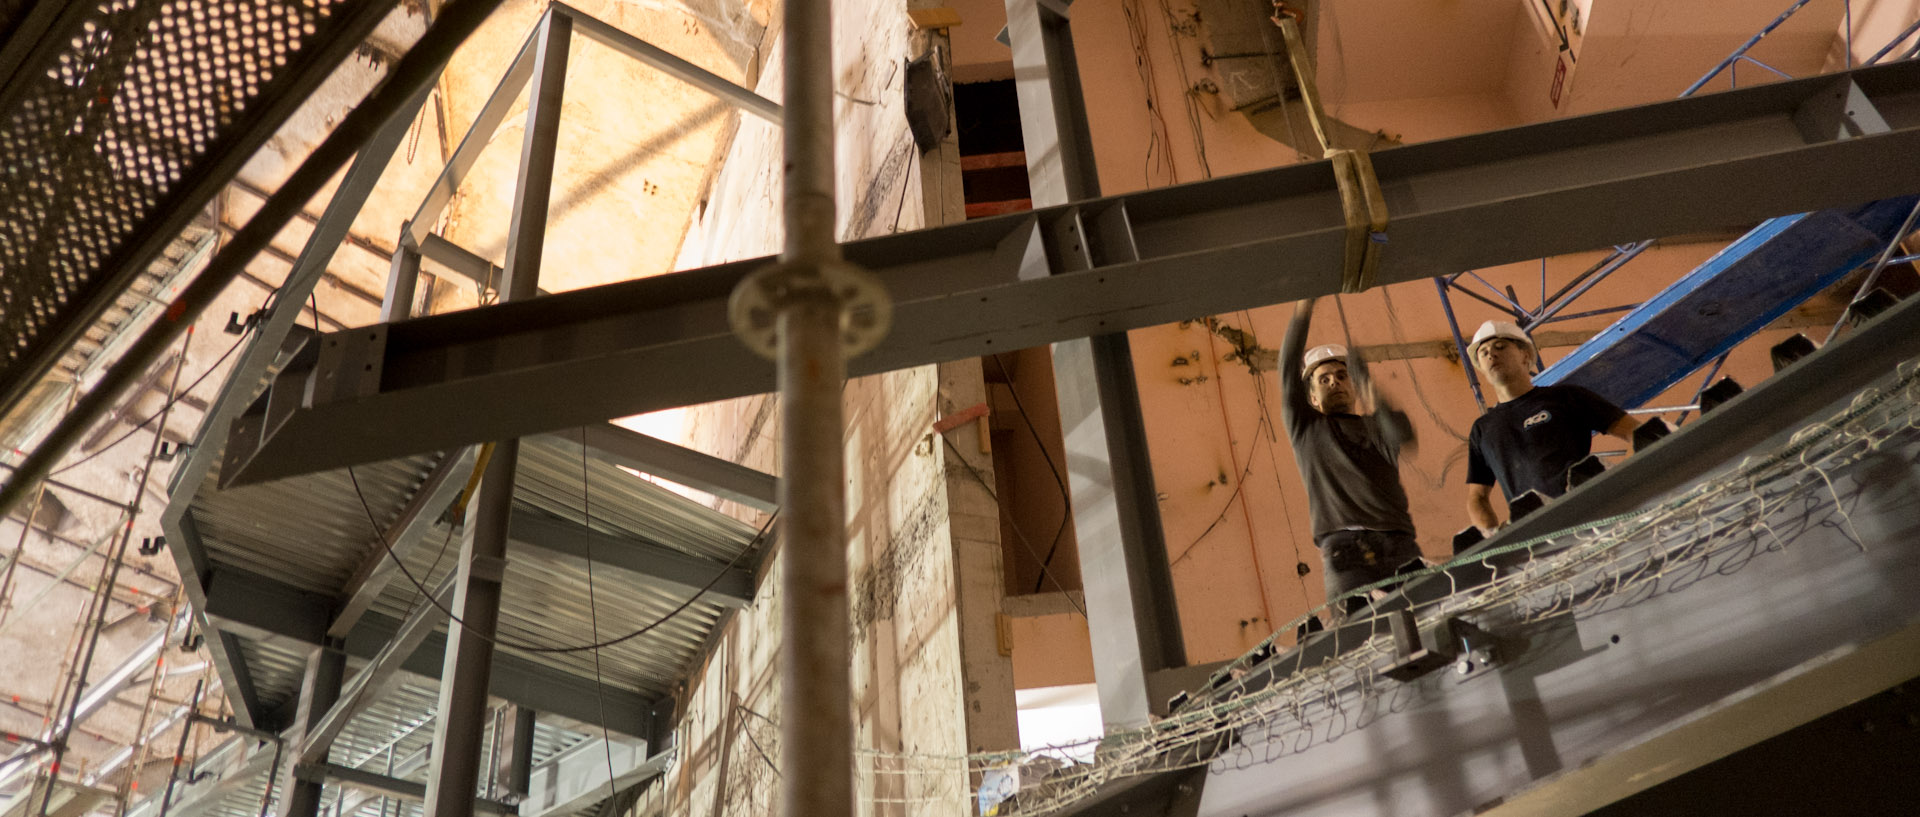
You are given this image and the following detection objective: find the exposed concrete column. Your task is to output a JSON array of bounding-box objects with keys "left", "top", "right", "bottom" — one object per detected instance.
[
  {"left": 912, "top": 23, "right": 1019, "bottom": 752},
  {"left": 937, "top": 360, "right": 1022, "bottom": 754}
]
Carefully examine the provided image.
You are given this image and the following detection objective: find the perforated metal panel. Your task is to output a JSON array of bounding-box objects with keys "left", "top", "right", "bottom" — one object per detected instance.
[{"left": 0, "top": 0, "right": 398, "bottom": 420}]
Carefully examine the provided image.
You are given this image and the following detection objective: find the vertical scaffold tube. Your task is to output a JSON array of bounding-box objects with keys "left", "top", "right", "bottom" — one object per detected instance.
[
  {"left": 777, "top": 296, "right": 851, "bottom": 817},
  {"left": 776, "top": 1, "right": 854, "bottom": 817}
]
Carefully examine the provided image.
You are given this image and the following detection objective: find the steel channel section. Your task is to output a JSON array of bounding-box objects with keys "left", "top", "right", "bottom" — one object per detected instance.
[
  {"left": 1195, "top": 429, "right": 1920, "bottom": 817},
  {"left": 507, "top": 513, "right": 754, "bottom": 606},
  {"left": 404, "top": 2, "right": 775, "bottom": 251},
  {"left": 425, "top": 12, "right": 569, "bottom": 817},
  {"left": 1005, "top": 0, "right": 1183, "bottom": 728},
  {"left": 194, "top": 548, "right": 729, "bottom": 694},
  {"left": 274, "top": 647, "right": 346, "bottom": 817},
  {"left": 551, "top": 2, "right": 781, "bottom": 125},
  {"left": 504, "top": 707, "right": 536, "bottom": 799},
  {"left": 216, "top": 59, "right": 1920, "bottom": 487},
  {"left": 425, "top": 444, "right": 521, "bottom": 817},
  {"left": 329, "top": 448, "right": 480, "bottom": 639},
  {"left": 302, "top": 764, "right": 514, "bottom": 815},
  {"left": 571, "top": 424, "right": 778, "bottom": 513},
  {"left": 382, "top": 245, "right": 424, "bottom": 323},
  {"left": 1433, "top": 278, "right": 1487, "bottom": 410},
  {"left": 403, "top": 18, "right": 543, "bottom": 250},
  {"left": 151, "top": 78, "right": 441, "bottom": 731},
  {"left": 296, "top": 574, "right": 458, "bottom": 768}
]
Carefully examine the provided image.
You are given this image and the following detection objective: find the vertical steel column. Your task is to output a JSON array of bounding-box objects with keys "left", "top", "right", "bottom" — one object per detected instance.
[
  {"left": 421, "top": 12, "right": 569, "bottom": 817},
  {"left": 499, "top": 707, "right": 535, "bottom": 800},
  {"left": 381, "top": 236, "right": 423, "bottom": 323},
  {"left": 725, "top": 1, "right": 889, "bottom": 817},
  {"left": 275, "top": 646, "right": 346, "bottom": 817},
  {"left": 1002, "top": 0, "right": 1183, "bottom": 729}
]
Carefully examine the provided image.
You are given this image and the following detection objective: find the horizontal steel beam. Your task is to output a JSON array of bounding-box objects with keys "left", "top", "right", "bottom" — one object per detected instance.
[
  {"left": 1485, "top": 288, "right": 1920, "bottom": 550},
  {"left": 560, "top": 424, "right": 779, "bottom": 512},
  {"left": 199, "top": 566, "right": 655, "bottom": 736},
  {"left": 220, "top": 61, "right": 1920, "bottom": 485},
  {"left": 522, "top": 739, "right": 672, "bottom": 817},
  {"left": 1196, "top": 445, "right": 1920, "bottom": 817},
  {"left": 1228, "top": 289, "right": 1920, "bottom": 699},
  {"left": 405, "top": 13, "right": 542, "bottom": 249},
  {"left": 298, "top": 762, "right": 516, "bottom": 814},
  {"left": 508, "top": 512, "right": 755, "bottom": 606}
]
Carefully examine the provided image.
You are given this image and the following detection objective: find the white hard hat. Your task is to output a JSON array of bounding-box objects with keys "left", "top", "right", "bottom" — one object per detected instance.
[
  {"left": 1468, "top": 320, "right": 1532, "bottom": 358},
  {"left": 1302, "top": 344, "right": 1348, "bottom": 380}
]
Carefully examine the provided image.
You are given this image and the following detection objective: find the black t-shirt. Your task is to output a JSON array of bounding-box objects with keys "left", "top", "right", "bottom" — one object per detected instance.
[
  {"left": 1278, "top": 315, "right": 1416, "bottom": 537},
  {"left": 1467, "top": 384, "right": 1626, "bottom": 500}
]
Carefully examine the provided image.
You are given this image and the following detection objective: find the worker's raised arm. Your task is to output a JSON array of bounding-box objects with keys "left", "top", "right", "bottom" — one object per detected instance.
[{"left": 1278, "top": 298, "right": 1317, "bottom": 435}]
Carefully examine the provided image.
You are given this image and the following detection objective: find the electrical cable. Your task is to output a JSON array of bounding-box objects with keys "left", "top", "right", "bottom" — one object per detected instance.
[
  {"left": 47, "top": 329, "right": 249, "bottom": 477},
  {"left": 345, "top": 464, "right": 774, "bottom": 654},
  {"left": 1166, "top": 412, "right": 1266, "bottom": 568},
  {"left": 1379, "top": 287, "right": 1471, "bottom": 443},
  {"left": 1121, "top": 0, "right": 1178, "bottom": 186},
  {"left": 47, "top": 255, "right": 341, "bottom": 479},
  {"left": 1158, "top": 0, "right": 1212, "bottom": 178},
  {"left": 577, "top": 428, "right": 621, "bottom": 806},
  {"left": 984, "top": 354, "right": 1077, "bottom": 595},
  {"left": 937, "top": 433, "right": 1088, "bottom": 620},
  {"left": 1237, "top": 321, "right": 1311, "bottom": 598}
]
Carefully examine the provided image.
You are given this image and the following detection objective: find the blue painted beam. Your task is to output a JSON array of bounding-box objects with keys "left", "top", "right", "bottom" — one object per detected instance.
[{"left": 1537, "top": 196, "right": 1920, "bottom": 407}]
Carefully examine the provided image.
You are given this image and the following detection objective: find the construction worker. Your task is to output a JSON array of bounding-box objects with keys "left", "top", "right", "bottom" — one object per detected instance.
[
  {"left": 1464, "top": 320, "right": 1640, "bottom": 534},
  {"left": 1279, "top": 297, "right": 1421, "bottom": 619}
]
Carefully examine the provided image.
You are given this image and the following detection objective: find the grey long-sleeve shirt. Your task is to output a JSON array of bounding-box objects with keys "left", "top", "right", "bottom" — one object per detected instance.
[{"left": 1278, "top": 311, "right": 1417, "bottom": 539}]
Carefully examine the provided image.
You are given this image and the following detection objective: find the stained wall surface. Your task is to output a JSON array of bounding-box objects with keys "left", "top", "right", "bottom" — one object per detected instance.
[{"left": 937, "top": 0, "right": 1920, "bottom": 685}]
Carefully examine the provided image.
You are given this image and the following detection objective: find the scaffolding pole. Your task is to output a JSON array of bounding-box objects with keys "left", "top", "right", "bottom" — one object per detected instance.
[{"left": 725, "top": 0, "right": 890, "bottom": 815}]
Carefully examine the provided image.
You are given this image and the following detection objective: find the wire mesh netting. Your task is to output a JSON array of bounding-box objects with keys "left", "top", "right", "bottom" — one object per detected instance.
[{"left": 709, "top": 357, "right": 1920, "bottom": 817}]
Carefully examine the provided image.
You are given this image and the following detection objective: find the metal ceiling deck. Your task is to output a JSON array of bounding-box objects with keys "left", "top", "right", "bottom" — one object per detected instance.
[{"left": 191, "top": 429, "right": 759, "bottom": 727}]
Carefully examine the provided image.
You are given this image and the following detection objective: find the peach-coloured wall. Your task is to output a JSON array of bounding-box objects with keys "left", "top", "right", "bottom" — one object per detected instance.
[
  {"left": 977, "top": 0, "right": 1868, "bottom": 672},
  {"left": 1838, "top": 0, "right": 1920, "bottom": 66}
]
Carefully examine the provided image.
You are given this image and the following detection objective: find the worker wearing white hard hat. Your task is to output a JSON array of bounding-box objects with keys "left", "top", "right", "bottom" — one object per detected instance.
[
  {"left": 1463, "top": 318, "right": 1641, "bottom": 534},
  {"left": 1280, "top": 297, "right": 1421, "bottom": 623}
]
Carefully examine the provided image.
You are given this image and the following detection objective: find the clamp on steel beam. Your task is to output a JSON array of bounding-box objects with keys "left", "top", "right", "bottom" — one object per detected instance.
[
  {"left": 1382, "top": 611, "right": 1496, "bottom": 682},
  {"left": 1274, "top": 10, "right": 1388, "bottom": 293},
  {"left": 1331, "top": 149, "right": 1389, "bottom": 293}
]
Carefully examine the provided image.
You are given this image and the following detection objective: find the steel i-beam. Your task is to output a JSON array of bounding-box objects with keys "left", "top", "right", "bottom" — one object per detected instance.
[
  {"left": 1004, "top": 0, "right": 1184, "bottom": 729},
  {"left": 216, "top": 62, "right": 1920, "bottom": 488}
]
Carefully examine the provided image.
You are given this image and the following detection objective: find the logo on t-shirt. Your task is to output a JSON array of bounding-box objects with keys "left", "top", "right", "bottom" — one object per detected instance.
[{"left": 1524, "top": 410, "right": 1552, "bottom": 429}]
